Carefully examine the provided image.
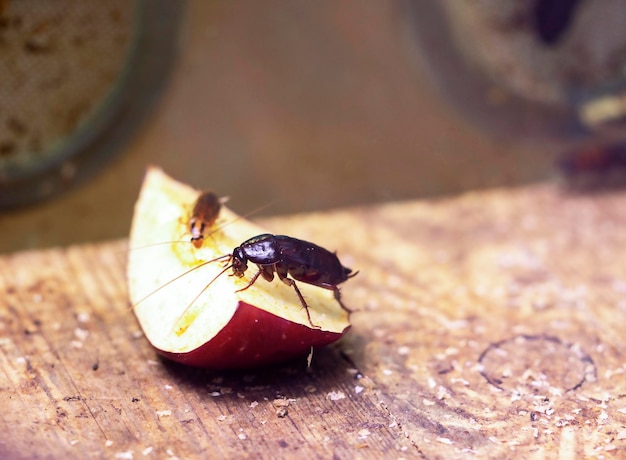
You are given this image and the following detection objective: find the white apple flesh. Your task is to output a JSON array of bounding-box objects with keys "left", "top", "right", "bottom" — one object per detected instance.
[{"left": 127, "top": 167, "right": 351, "bottom": 368}]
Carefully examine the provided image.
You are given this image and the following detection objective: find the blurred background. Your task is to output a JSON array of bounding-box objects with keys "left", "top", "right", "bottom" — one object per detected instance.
[{"left": 1, "top": 0, "right": 626, "bottom": 253}]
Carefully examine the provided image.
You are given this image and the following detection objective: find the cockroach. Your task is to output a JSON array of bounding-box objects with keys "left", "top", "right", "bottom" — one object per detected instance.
[
  {"left": 126, "top": 191, "right": 226, "bottom": 254},
  {"left": 143, "top": 233, "right": 357, "bottom": 330},
  {"left": 186, "top": 192, "right": 271, "bottom": 248},
  {"left": 228, "top": 234, "right": 357, "bottom": 328},
  {"left": 128, "top": 193, "right": 275, "bottom": 265},
  {"left": 188, "top": 191, "right": 228, "bottom": 248}
]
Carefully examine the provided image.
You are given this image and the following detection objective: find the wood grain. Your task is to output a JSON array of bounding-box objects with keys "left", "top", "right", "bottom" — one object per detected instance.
[{"left": 1, "top": 184, "right": 625, "bottom": 459}]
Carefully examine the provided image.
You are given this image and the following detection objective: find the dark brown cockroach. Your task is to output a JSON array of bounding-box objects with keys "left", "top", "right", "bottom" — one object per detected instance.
[
  {"left": 142, "top": 233, "right": 356, "bottom": 330},
  {"left": 228, "top": 234, "right": 356, "bottom": 327}
]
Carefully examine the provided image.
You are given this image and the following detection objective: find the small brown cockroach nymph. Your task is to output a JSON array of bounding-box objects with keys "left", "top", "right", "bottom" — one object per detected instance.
[{"left": 187, "top": 191, "right": 228, "bottom": 248}]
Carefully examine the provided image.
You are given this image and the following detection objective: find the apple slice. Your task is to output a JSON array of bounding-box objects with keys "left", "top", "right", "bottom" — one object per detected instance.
[{"left": 127, "top": 167, "right": 351, "bottom": 368}]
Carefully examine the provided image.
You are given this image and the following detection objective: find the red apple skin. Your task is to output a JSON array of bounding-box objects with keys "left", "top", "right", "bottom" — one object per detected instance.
[{"left": 157, "top": 301, "right": 350, "bottom": 369}]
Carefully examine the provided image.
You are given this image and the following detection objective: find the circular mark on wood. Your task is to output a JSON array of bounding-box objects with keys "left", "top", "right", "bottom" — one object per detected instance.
[{"left": 478, "top": 334, "right": 596, "bottom": 393}]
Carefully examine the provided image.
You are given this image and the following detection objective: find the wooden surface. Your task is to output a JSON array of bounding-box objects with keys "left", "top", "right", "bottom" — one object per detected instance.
[{"left": 1, "top": 184, "right": 626, "bottom": 459}]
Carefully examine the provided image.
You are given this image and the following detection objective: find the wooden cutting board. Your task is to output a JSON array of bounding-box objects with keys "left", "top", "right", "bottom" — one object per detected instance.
[{"left": 1, "top": 183, "right": 625, "bottom": 459}]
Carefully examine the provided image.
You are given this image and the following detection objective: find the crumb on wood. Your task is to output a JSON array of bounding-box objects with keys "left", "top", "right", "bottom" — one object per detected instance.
[
  {"left": 74, "top": 328, "right": 89, "bottom": 341},
  {"left": 76, "top": 312, "right": 90, "bottom": 323},
  {"left": 273, "top": 398, "right": 290, "bottom": 418},
  {"left": 327, "top": 391, "right": 346, "bottom": 401},
  {"left": 357, "top": 376, "right": 376, "bottom": 390}
]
